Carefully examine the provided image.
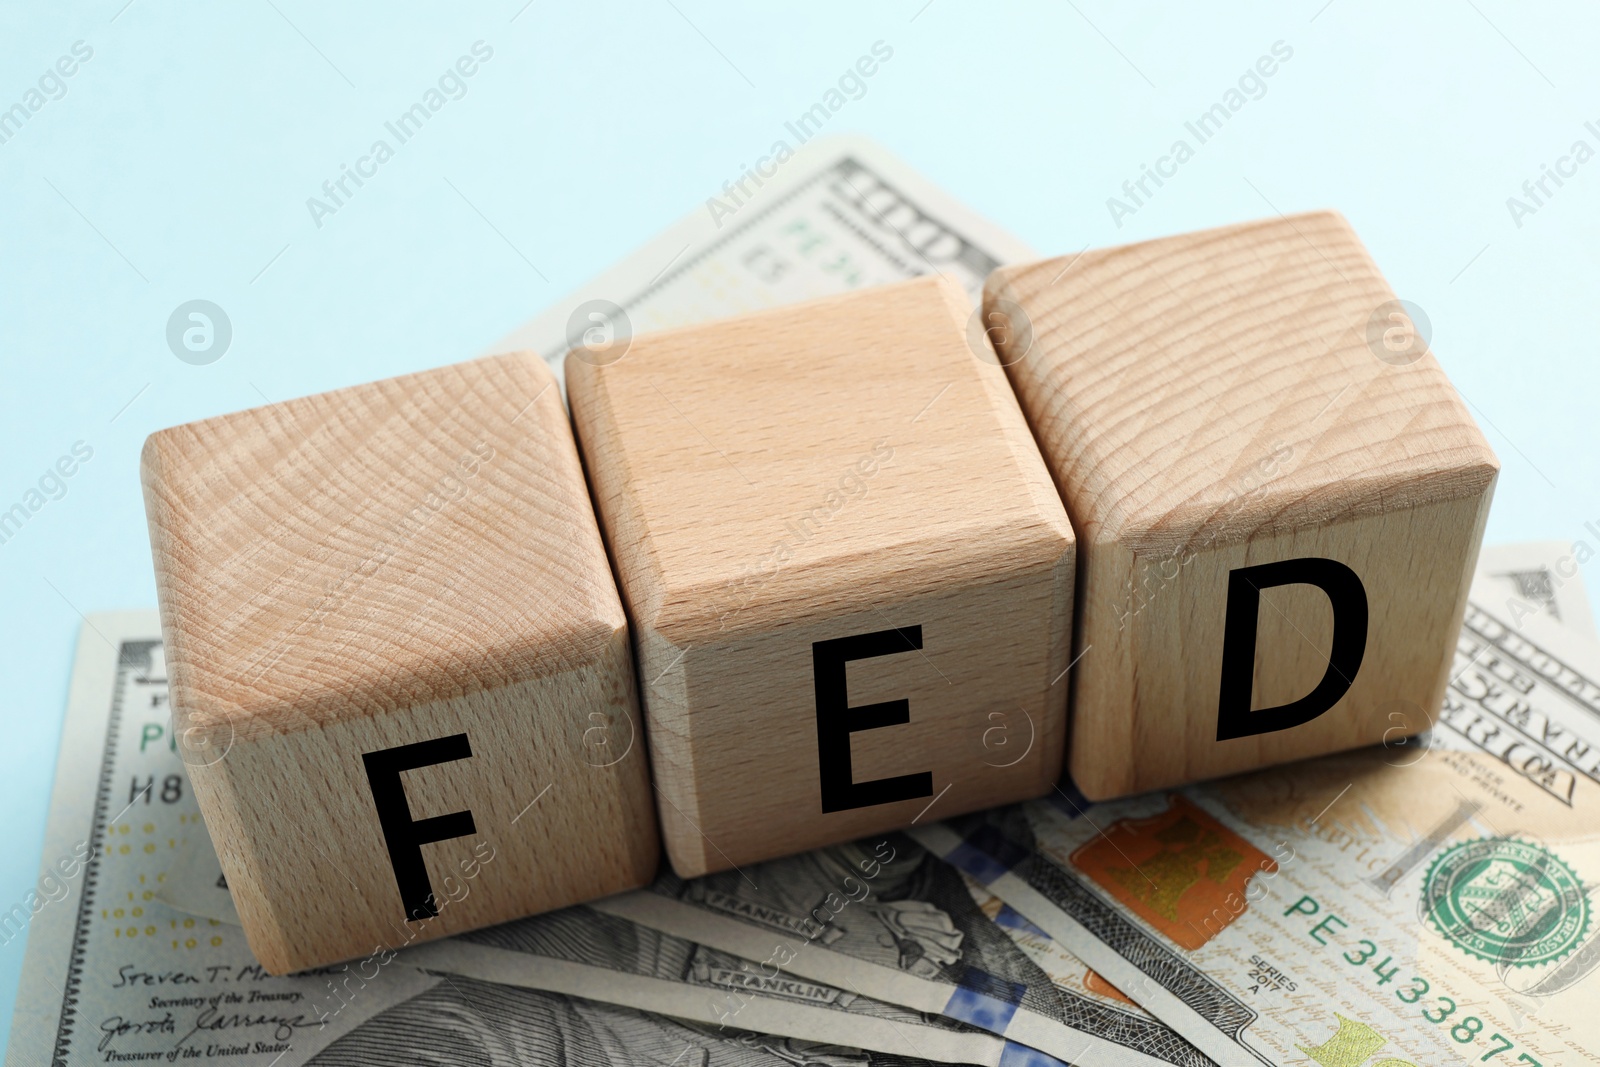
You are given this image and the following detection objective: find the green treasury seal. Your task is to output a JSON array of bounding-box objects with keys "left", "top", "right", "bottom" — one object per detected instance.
[{"left": 1422, "top": 837, "right": 1590, "bottom": 967}]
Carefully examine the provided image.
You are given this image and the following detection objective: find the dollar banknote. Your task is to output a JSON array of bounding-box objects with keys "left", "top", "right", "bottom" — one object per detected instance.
[
  {"left": 309, "top": 976, "right": 962, "bottom": 1067},
  {"left": 597, "top": 835, "right": 1211, "bottom": 1067},
  {"left": 486, "top": 132, "right": 1034, "bottom": 374},
  {"left": 6, "top": 135, "right": 1038, "bottom": 1065},
  {"left": 1453, "top": 563, "right": 1600, "bottom": 796},
  {"left": 406, "top": 906, "right": 1019, "bottom": 1065},
  {"left": 1475, "top": 541, "right": 1596, "bottom": 640},
  {"left": 158, "top": 817, "right": 1018, "bottom": 1066},
  {"left": 162, "top": 815, "right": 1198, "bottom": 1067},
  {"left": 4, "top": 616, "right": 439, "bottom": 1067},
  {"left": 909, "top": 547, "right": 1600, "bottom": 1065},
  {"left": 958, "top": 874, "right": 1203, "bottom": 1066}
]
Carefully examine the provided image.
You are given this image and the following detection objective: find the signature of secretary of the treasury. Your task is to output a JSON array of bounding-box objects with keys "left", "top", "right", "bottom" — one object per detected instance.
[{"left": 98, "top": 1004, "right": 323, "bottom": 1054}]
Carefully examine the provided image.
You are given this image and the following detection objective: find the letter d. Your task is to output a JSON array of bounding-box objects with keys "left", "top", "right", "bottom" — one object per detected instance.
[{"left": 1214, "top": 558, "right": 1367, "bottom": 741}]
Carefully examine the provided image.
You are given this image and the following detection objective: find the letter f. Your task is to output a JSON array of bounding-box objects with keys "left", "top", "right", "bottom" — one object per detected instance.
[{"left": 362, "top": 735, "right": 477, "bottom": 920}]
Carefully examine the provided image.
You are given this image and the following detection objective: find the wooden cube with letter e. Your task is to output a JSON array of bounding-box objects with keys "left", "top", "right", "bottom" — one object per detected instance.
[
  {"left": 567, "top": 277, "right": 1076, "bottom": 877},
  {"left": 140, "top": 353, "right": 657, "bottom": 973},
  {"left": 984, "top": 211, "right": 1499, "bottom": 799}
]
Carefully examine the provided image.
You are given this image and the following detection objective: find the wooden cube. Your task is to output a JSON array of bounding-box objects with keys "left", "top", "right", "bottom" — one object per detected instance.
[
  {"left": 140, "top": 353, "right": 658, "bottom": 973},
  {"left": 567, "top": 277, "right": 1076, "bottom": 878},
  {"left": 986, "top": 211, "right": 1498, "bottom": 799}
]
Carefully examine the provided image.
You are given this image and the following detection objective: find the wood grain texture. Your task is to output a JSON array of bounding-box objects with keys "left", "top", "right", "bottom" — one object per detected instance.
[
  {"left": 987, "top": 211, "right": 1498, "bottom": 799},
  {"left": 567, "top": 277, "right": 1076, "bottom": 878},
  {"left": 141, "top": 353, "right": 657, "bottom": 973}
]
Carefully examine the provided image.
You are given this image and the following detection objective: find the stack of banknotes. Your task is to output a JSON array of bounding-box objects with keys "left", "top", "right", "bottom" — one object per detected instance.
[{"left": 8, "top": 138, "right": 1599, "bottom": 1067}]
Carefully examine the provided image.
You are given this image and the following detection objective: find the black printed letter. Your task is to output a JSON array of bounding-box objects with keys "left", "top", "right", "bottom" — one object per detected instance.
[
  {"left": 813, "top": 627, "right": 933, "bottom": 813},
  {"left": 1215, "top": 558, "right": 1368, "bottom": 741},
  {"left": 362, "top": 734, "right": 477, "bottom": 920}
]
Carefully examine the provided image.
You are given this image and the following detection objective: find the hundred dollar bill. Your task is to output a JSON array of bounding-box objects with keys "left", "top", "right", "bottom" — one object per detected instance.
[
  {"left": 4, "top": 614, "right": 438, "bottom": 1067},
  {"left": 487, "top": 133, "right": 1034, "bottom": 377},
  {"left": 956, "top": 874, "right": 1200, "bottom": 1063},
  {"left": 159, "top": 821, "right": 1014, "bottom": 1066},
  {"left": 1446, "top": 558, "right": 1600, "bottom": 804},
  {"left": 310, "top": 976, "right": 960, "bottom": 1067},
  {"left": 1474, "top": 541, "right": 1596, "bottom": 640},
  {"left": 596, "top": 835, "right": 1212, "bottom": 1067},
  {"left": 163, "top": 817, "right": 1200, "bottom": 1067},
  {"left": 403, "top": 906, "right": 1017, "bottom": 1065},
  {"left": 909, "top": 549, "right": 1600, "bottom": 1065}
]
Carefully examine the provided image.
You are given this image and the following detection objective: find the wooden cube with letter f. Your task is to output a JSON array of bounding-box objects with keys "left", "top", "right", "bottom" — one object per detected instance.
[
  {"left": 985, "top": 211, "right": 1499, "bottom": 799},
  {"left": 140, "top": 353, "right": 657, "bottom": 973},
  {"left": 567, "top": 277, "right": 1077, "bottom": 877}
]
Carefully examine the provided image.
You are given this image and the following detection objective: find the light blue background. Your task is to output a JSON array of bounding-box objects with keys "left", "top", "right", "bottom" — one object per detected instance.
[{"left": 4, "top": 0, "right": 1597, "bottom": 1042}]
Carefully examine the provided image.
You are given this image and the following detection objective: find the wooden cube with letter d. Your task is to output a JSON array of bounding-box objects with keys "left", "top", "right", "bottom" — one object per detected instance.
[
  {"left": 140, "top": 353, "right": 657, "bottom": 973},
  {"left": 984, "top": 211, "right": 1499, "bottom": 799},
  {"left": 567, "top": 277, "right": 1076, "bottom": 877}
]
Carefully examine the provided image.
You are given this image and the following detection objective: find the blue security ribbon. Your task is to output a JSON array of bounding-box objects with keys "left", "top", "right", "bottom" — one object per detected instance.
[
  {"left": 945, "top": 822, "right": 1031, "bottom": 884},
  {"left": 1042, "top": 777, "right": 1093, "bottom": 820},
  {"left": 943, "top": 966, "right": 1027, "bottom": 1032},
  {"left": 999, "top": 1040, "right": 1070, "bottom": 1067},
  {"left": 992, "top": 902, "right": 1048, "bottom": 938}
]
